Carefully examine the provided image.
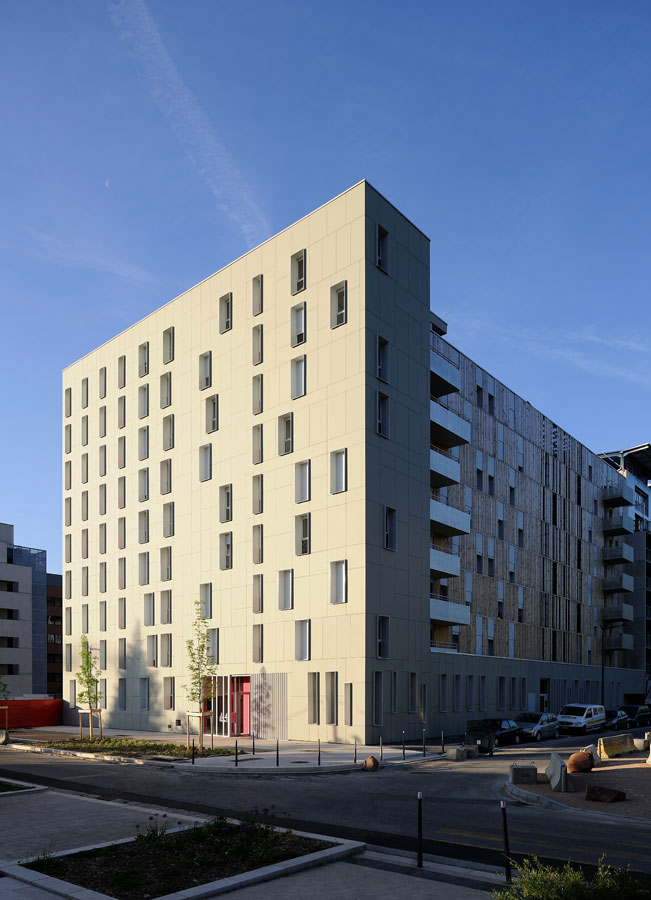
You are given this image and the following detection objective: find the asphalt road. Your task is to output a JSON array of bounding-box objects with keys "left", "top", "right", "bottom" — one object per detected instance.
[{"left": 2, "top": 734, "right": 651, "bottom": 874}]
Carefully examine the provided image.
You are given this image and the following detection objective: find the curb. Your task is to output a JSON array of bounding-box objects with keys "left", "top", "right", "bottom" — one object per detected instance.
[
  {"left": 503, "top": 781, "right": 571, "bottom": 810},
  {"left": 0, "top": 774, "right": 46, "bottom": 799},
  {"left": 3, "top": 829, "right": 365, "bottom": 900}
]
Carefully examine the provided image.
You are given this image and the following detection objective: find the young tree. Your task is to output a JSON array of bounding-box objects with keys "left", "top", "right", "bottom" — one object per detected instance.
[
  {"left": 0, "top": 674, "right": 9, "bottom": 700},
  {"left": 185, "top": 599, "right": 218, "bottom": 749},
  {"left": 76, "top": 635, "right": 102, "bottom": 739}
]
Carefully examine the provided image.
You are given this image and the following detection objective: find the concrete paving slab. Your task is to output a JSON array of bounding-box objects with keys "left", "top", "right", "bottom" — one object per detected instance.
[{"left": 0, "top": 878, "right": 60, "bottom": 899}]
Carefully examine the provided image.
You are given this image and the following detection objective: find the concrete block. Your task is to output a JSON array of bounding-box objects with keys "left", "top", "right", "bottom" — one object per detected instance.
[
  {"left": 545, "top": 752, "right": 573, "bottom": 792},
  {"left": 633, "top": 738, "right": 649, "bottom": 752},
  {"left": 509, "top": 764, "right": 537, "bottom": 785},
  {"left": 463, "top": 745, "right": 479, "bottom": 759},
  {"left": 446, "top": 747, "right": 467, "bottom": 761},
  {"left": 585, "top": 784, "right": 626, "bottom": 803},
  {"left": 580, "top": 744, "right": 602, "bottom": 767},
  {"left": 598, "top": 733, "right": 635, "bottom": 760}
]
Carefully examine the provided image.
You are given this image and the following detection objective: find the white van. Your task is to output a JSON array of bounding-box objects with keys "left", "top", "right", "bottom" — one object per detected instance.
[{"left": 557, "top": 704, "right": 606, "bottom": 734}]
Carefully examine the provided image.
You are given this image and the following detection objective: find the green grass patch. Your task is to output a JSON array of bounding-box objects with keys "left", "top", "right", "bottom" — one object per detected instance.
[
  {"left": 493, "top": 857, "right": 651, "bottom": 899},
  {"left": 0, "top": 779, "right": 28, "bottom": 793},
  {"left": 39, "top": 738, "right": 235, "bottom": 758},
  {"left": 26, "top": 816, "right": 330, "bottom": 900}
]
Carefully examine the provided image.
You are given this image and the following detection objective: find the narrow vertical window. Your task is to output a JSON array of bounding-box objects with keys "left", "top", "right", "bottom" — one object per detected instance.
[
  {"left": 252, "top": 423, "right": 263, "bottom": 464},
  {"left": 65, "top": 461, "right": 71, "bottom": 491},
  {"left": 252, "top": 474, "right": 263, "bottom": 514},
  {"left": 295, "top": 460, "right": 311, "bottom": 503},
  {"left": 377, "top": 616, "right": 390, "bottom": 658},
  {"left": 139, "top": 552, "right": 150, "bottom": 586},
  {"left": 160, "top": 459, "right": 172, "bottom": 494},
  {"left": 373, "top": 671, "right": 383, "bottom": 725},
  {"left": 219, "top": 292, "right": 233, "bottom": 333},
  {"left": 138, "top": 342, "right": 149, "bottom": 377},
  {"left": 291, "top": 249, "right": 306, "bottom": 294},
  {"left": 99, "top": 367, "right": 107, "bottom": 399},
  {"left": 99, "top": 562, "right": 106, "bottom": 593},
  {"left": 160, "top": 590, "right": 172, "bottom": 624},
  {"left": 325, "top": 672, "right": 338, "bottom": 725},
  {"left": 199, "top": 444, "right": 212, "bottom": 481},
  {"left": 252, "top": 624, "right": 263, "bottom": 663},
  {"left": 163, "top": 502, "right": 174, "bottom": 538},
  {"left": 252, "top": 324, "right": 263, "bottom": 364},
  {"left": 138, "top": 467, "right": 149, "bottom": 501},
  {"left": 160, "top": 372, "right": 172, "bottom": 408},
  {"left": 117, "top": 395, "right": 126, "bottom": 429},
  {"left": 220, "top": 532, "right": 233, "bottom": 570},
  {"left": 163, "top": 676, "right": 175, "bottom": 708},
  {"left": 252, "top": 574, "right": 263, "bottom": 613},
  {"left": 295, "top": 620, "right": 311, "bottom": 661},
  {"left": 98, "top": 522, "right": 106, "bottom": 554},
  {"left": 206, "top": 394, "right": 219, "bottom": 433},
  {"left": 200, "top": 583, "right": 212, "bottom": 618},
  {"left": 252, "top": 374, "right": 263, "bottom": 414},
  {"left": 199, "top": 351, "right": 212, "bottom": 390},
  {"left": 162, "top": 414, "right": 174, "bottom": 450},
  {"left": 162, "top": 326, "right": 174, "bottom": 364},
  {"left": 139, "top": 678, "right": 149, "bottom": 709},
  {"left": 291, "top": 302, "right": 306, "bottom": 346},
  {"left": 330, "top": 560, "right": 347, "bottom": 605},
  {"left": 99, "top": 406, "right": 106, "bottom": 438},
  {"left": 376, "top": 225, "right": 389, "bottom": 272},
  {"left": 252, "top": 524, "right": 263, "bottom": 564},
  {"left": 138, "top": 426, "right": 149, "bottom": 461},
  {"left": 219, "top": 484, "right": 232, "bottom": 522},
  {"left": 81, "top": 453, "right": 88, "bottom": 483},
  {"left": 377, "top": 336, "right": 390, "bottom": 382},
  {"left": 118, "top": 436, "right": 127, "bottom": 470},
  {"left": 118, "top": 355, "right": 126, "bottom": 389},
  {"left": 291, "top": 355, "right": 306, "bottom": 399},
  {"left": 377, "top": 392, "right": 390, "bottom": 437},
  {"left": 98, "top": 484, "right": 106, "bottom": 515},
  {"left": 383, "top": 506, "right": 397, "bottom": 550},
  {"left": 81, "top": 490, "right": 88, "bottom": 520},
  {"left": 330, "top": 449, "right": 347, "bottom": 493},
  {"left": 138, "top": 384, "right": 149, "bottom": 419},
  {"left": 118, "top": 597, "right": 126, "bottom": 629},
  {"left": 81, "top": 377, "right": 88, "bottom": 409},
  {"left": 138, "top": 509, "right": 149, "bottom": 544},
  {"left": 65, "top": 497, "right": 72, "bottom": 526},
  {"left": 308, "top": 672, "right": 320, "bottom": 724},
  {"left": 252, "top": 274, "right": 263, "bottom": 315},
  {"left": 330, "top": 281, "right": 347, "bottom": 328},
  {"left": 81, "top": 416, "right": 88, "bottom": 446},
  {"left": 278, "top": 569, "right": 294, "bottom": 610},
  {"left": 65, "top": 424, "right": 72, "bottom": 454},
  {"left": 160, "top": 546, "right": 172, "bottom": 582},
  {"left": 295, "top": 513, "right": 311, "bottom": 556},
  {"left": 344, "top": 682, "right": 353, "bottom": 726},
  {"left": 64, "top": 387, "right": 72, "bottom": 418},
  {"left": 278, "top": 413, "right": 293, "bottom": 455},
  {"left": 98, "top": 445, "right": 106, "bottom": 477}
]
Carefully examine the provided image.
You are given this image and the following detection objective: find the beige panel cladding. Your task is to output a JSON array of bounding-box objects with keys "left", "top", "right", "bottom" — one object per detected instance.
[{"left": 62, "top": 182, "right": 388, "bottom": 740}]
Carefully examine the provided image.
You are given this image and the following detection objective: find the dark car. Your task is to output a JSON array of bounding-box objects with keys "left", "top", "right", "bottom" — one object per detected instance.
[
  {"left": 516, "top": 712, "right": 559, "bottom": 742},
  {"left": 604, "top": 709, "right": 629, "bottom": 731},
  {"left": 466, "top": 718, "right": 522, "bottom": 752},
  {"left": 620, "top": 705, "right": 651, "bottom": 727}
]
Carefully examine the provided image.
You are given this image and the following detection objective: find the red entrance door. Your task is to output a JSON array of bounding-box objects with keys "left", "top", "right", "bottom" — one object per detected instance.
[{"left": 230, "top": 676, "right": 250, "bottom": 736}]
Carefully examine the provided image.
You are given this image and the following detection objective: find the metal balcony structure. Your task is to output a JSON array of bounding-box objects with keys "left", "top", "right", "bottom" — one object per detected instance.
[
  {"left": 430, "top": 446, "right": 461, "bottom": 488},
  {"left": 602, "top": 513, "right": 635, "bottom": 536},
  {"left": 602, "top": 482, "right": 635, "bottom": 507},
  {"left": 430, "top": 397, "right": 471, "bottom": 448},
  {"left": 602, "top": 603, "right": 634, "bottom": 623},
  {"left": 430, "top": 497, "right": 471, "bottom": 538},
  {"left": 602, "top": 573, "right": 635, "bottom": 593},
  {"left": 602, "top": 543, "right": 635, "bottom": 565}
]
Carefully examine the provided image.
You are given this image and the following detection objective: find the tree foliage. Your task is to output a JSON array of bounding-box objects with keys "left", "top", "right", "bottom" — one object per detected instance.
[
  {"left": 0, "top": 674, "right": 10, "bottom": 700},
  {"left": 185, "top": 599, "right": 218, "bottom": 709},
  {"left": 75, "top": 635, "right": 101, "bottom": 710}
]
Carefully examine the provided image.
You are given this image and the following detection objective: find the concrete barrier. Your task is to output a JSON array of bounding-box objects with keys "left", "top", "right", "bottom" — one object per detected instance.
[
  {"left": 509, "top": 764, "right": 537, "bottom": 785},
  {"left": 598, "top": 733, "right": 636, "bottom": 760},
  {"left": 463, "top": 745, "right": 479, "bottom": 759},
  {"left": 634, "top": 738, "right": 649, "bottom": 752},
  {"left": 546, "top": 752, "right": 573, "bottom": 792},
  {"left": 446, "top": 747, "right": 467, "bottom": 761},
  {"left": 580, "top": 744, "right": 602, "bottom": 767}
]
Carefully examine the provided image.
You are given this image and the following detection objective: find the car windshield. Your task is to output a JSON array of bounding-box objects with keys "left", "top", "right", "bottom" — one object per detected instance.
[
  {"left": 605, "top": 709, "right": 619, "bottom": 717},
  {"left": 621, "top": 706, "right": 637, "bottom": 715},
  {"left": 516, "top": 714, "right": 540, "bottom": 723},
  {"left": 559, "top": 705, "right": 586, "bottom": 716},
  {"left": 467, "top": 719, "right": 499, "bottom": 730}
]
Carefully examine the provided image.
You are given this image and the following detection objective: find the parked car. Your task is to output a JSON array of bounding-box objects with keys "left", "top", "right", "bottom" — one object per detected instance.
[
  {"left": 620, "top": 705, "right": 651, "bottom": 727},
  {"left": 603, "top": 709, "right": 629, "bottom": 731},
  {"left": 465, "top": 718, "right": 522, "bottom": 752},
  {"left": 557, "top": 704, "right": 606, "bottom": 734},
  {"left": 516, "top": 712, "right": 559, "bottom": 742}
]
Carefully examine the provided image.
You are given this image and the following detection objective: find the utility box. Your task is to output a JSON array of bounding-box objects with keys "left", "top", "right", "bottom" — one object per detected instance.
[{"left": 509, "top": 764, "right": 537, "bottom": 785}]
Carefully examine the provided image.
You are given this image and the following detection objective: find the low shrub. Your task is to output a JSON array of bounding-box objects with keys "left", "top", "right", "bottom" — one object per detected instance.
[
  {"left": 39, "top": 738, "right": 234, "bottom": 758},
  {"left": 493, "top": 857, "right": 651, "bottom": 900}
]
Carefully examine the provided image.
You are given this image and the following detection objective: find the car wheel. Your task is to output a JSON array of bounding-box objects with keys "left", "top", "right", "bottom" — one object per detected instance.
[{"left": 535, "top": 731, "right": 542, "bottom": 742}]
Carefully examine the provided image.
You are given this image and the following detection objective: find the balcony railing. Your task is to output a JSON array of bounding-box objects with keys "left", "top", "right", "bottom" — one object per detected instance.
[
  {"left": 430, "top": 395, "right": 471, "bottom": 422},
  {"left": 430, "top": 541, "right": 460, "bottom": 556},
  {"left": 430, "top": 640, "right": 459, "bottom": 652},
  {"left": 430, "top": 492, "right": 472, "bottom": 514},
  {"left": 430, "top": 333, "right": 460, "bottom": 368},
  {"left": 430, "top": 443, "right": 458, "bottom": 460}
]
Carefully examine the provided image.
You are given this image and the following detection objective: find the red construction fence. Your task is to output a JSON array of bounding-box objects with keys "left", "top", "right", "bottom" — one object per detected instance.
[{"left": 0, "top": 699, "right": 63, "bottom": 729}]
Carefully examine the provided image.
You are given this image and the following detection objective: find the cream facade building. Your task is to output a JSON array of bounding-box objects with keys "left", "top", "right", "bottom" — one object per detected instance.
[{"left": 62, "top": 181, "right": 647, "bottom": 742}]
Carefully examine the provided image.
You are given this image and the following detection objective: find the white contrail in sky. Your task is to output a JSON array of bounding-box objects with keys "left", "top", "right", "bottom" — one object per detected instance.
[{"left": 108, "top": 0, "right": 269, "bottom": 249}]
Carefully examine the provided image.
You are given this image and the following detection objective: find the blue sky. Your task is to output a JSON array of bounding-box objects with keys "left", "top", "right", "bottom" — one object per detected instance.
[{"left": 1, "top": 1, "right": 650, "bottom": 570}]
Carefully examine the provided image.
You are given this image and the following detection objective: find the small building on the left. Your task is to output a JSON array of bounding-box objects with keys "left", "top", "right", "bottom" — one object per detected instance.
[{"left": 0, "top": 522, "right": 61, "bottom": 698}]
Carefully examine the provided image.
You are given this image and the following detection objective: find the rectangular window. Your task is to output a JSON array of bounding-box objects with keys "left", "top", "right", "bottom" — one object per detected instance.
[
  {"left": 420, "top": 684, "right": 428, "bottom": 723},
  {"left": 138, "top": 342, "right": 149, "bottom": 377},
  {"left": 252, "top": 524, "right": 263, "bottom": 564},
  {"left": 330, "top": 281, "right": 347, "bottom": 328},
  {"left": 252, "top": 623, "right": 263, "bottom": 663},
  {"left": 160, "top": 590, "right": 172, "bottom": 625},
  {"left": 308, "top": 672, "right": 320, "bottom": 724},
  {"left": 116, "top": 436, "right": 125, "bottom": 469},
  {"left": 99, "top": 367, "right": 106, "bottom": 399},
  {"left": 65, "top": 460, "right": 71, "bottom": 491},
  {"left": 252, "top": 574, "right": 263, "bottom": 613},
  {"left": 80, "top": 529, "right": 88, "bottom": 559},
  {"left": 138, "top": 510, "right": 149, "bottom": 544},
  {"left": 64, "top": 607, "right": 72, "bottom": 636},
  {"left": 291, "top": 355, "right": 306, "bottom": 399},
  {"left": 252, "top": 274, "right": 263, "bottom": 315},
  {"left": 65, "top": 643, "right": 72, "bottom": 672},
  {"left": 138, "top": 467, "right": 149, "bottom": 501},
  {"left": 81, "top": 568, "right": 89, "bottom": 597},
  {"left": 97, "top": 484, "right": 107, "bottom": 518},
  {"left": 147, "top": 634, "right": 158, "bottom": 667},
  {"left": 377, "top": 336, "right": 390, "bottom": 382},
  {"left": 200, "top": 583, "right": 212, "bottom": 619},
  {"left": 160, "top": 547, "right": 172, "bottom": 581},
  {"left": 118, "top": 597, "right": 126, "bottom": 630},
  {"left": 117, "top": 355, "right": 126, "bottom": 388},
  {"left": 81, "top": 453, "right": 88, "bottom": 484},
  {"left": 65, "top": 423, "right": 72, "bottom": 454},
  {"left": 163, "top": 675, "right": 175, "bottom": 709},
  {"left": 139, "top": 678, "right": 149, "bottom": 710},
  {"left": 163, "top": 501, "right": 174, "bottom": 538},
  {"left": 220, "top": 532, "right": 233, "bottom": 569},
  {"left": 345, "top": 682, "right": 353, "bottom": 726},
  {"left": 162, "top": 414, "right": 174, "bottom": 451},
  {"left": 138, "top": 383, "right": 149, "bottom": 419},
  {"left": 81, "top": 377, "right": 88, "bottom": 409},
  {"left": 65, "top": 497, "right": 72, "bottom": 526},
  {"left": 99, "top": 639, "right": 107, "bottom": 670},
  {"left": 81, "top": 603, "right": 89, "bottom": 633},
  {"left": 64, "top": 570, "right": 71, "bottom": 599},
  {"left": 81, "top": 490, "right": 88, "bottom": 520},
  {"left": 330, "top": 449, "right": 347, "bottom": 493},
  {"left": 252, "top": 474, "right": 263, "bottom": 514},
  {"left": 252, "top": 324, "right": 263, "bottom": 365},
  {"left": 158, "top": 637, "right": 170, "bottom": 670},
  {"left": 219, "top": 292, "right": 233, "bottom": 333},
  {"left": 295, "top": 460, "right": 310, "bottom": 503},
  {"left": 330, "top": 560, "right": 347, "bottom": 604},
  {"left": 64, "top": 387, "right": 72, "bottom": 418},
  {"left": 295, "top": 513, "right": 311, "bottom": 555},
  {"left": 325, "top": 671, "right": 338, "bottom": 725},
  {"left": 160, "top": 372, "right": 172, "bottom": 408},
  {"left": 291, "top": 302, "right": 306, "bottom": 346},
  {"left": 118, "top": 395, "right": 126, "bottom": 429},
  {"left": 139, "top": 552, "right": 150, "bottom": 586},
  {"left": 99, "top": 561, "right": 106, "bottom": 593},
  {"left": 199, "top": 444, "right": 212, "bottom": 481},
  {"left": 278, "top": 569, "right": 294, "bottom": 610},
  {"left": 377, "top": 615, "right": 390, "bottom": 658},
  {"left": 118, "top": 678, "right": 126, "bottom": 710},
  {"left": 252, "top": 423, "right": 263, "bottom": 464},
  {"left": 99, "top": 406, "right": 106, "bottom": 438},
  {"left": 205, "top": 394, "right": 219, "bottom": 433},
  {"left": 99, "top": 444, "right": 106, "bottom": 477},
  {"left": 373, "top": 671, "right": 383, "bottom": 725},
  {"left": 199, "top": 351, "right": 212, "bottom": 389},
  {"left": 81, "top": 415, "right": 88, "bottom": 446},
  {"left": 163, "top": 326, "right": 174, "bottom": 364},
  {"left": 160, "top": 459, "right": 172, "bottom": 494},
  {"left": 216, "top": 484, "right": 232, "bottom": 523},
  {"left": 118, "top": 638, "right": 126, "bottom": 669},
  {"left": 208, "top": 627, "right": 219, "bottom": 664},
  {"left": 99, "top": 523, "right": 107, "bottom": 555},
  {"left": 383, "top": 506, "right": 397, "bottom": 550},
  {"left": 377, "top": 392, "right": 390, "bottom": 437},
  {"left": 467, "top": 674, "right": 474, "bottom": 711},
  {"left": 278, "top": 413, "right": 293, "bottom": 455},
  {"left": 143, "top": 592, "right": 155, "bottom": 626},
  {"left": 376, "top": 225, "right": 389, "bottom": 272},
  {"left": 252, "top": 373, "right": 263, "bottom": 414},
  {"left": 291, "top": 249, "right": 306, "bottom": 294},
  {"left": 138, "top": 426, "right": 149, "bottom": 461},
  {"left": 295, "top": 619, "right": 311, "bottom": 661}
]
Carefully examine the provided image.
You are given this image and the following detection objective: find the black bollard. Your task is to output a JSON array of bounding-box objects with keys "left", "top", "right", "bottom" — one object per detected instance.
[
  {"left": 422, "top": 728, "right": 426, "bottom": 757},
  {"left": 192, "top": 739, "right": 195, "bottom": 765},
  {"left": 417, "top": 791, "right": 423, "bottom": 868},
  {"left": 252, "top": 732, "right": 255, "bottom": 755},
  {"left": 380, "top": 735, "right": 383, "bottom": 761},
  {"left": 500, "top": 800, "right": 512, "bottom": 883},
  {"left": 235, "top": 739, "right": 238, "bottom": 767},
  {"left": 354, "top": 737, "right": 357, "bottom": 764},
  {"left": 318, "top": 738, "right": 321, "bottom": 766},
  {"left": 441, "top": 729, "right": 445, "bottom": 754},
  {"left": 402, "top": 730, "right": 406, "bottom": 760},
  {"left": 276, "top": 738, "right": 279, "bottom": 767}
]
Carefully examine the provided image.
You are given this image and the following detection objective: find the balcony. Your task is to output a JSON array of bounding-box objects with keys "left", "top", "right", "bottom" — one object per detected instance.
[
  {"left": 430, "top": 497, "right": 471, "bottom": 537},
  {"left": 603, "top": 482, "right": 635, "bottom": 507},
  {"left": 602, "top": 603, "right": 634, "bottom": 623},
  {"left": 604, "top": 633, "right": 634, "bottom": 652},
  {"left": 602, "top": 513, "right": 635, "bottom": 536},
  {"left": 603, "top": 543, "right": 635, "bottom": 565},
  {"left": 430, "top": 347, "right": 461, "bottom": 398},
  {"left": 430, "top": 595, "right": 470, "bottom": 625},
  {"left": 430, "top": 446, "right": 460, "bottom": 488},
  {"left": 602, "top": 573, "right": 635, "bottom": 593},
  {"left": 430, "top": 398, "right": 471, "bottom": 448},
  {"left": 430, "top": 545, "right": 461, "bottom": 579},
  {"left": 430, "top": 641, "right": 459, "bottom": 653}
]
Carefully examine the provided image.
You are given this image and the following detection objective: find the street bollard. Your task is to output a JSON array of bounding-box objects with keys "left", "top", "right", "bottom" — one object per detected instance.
[
  {"left": 380, "top": 735, "right": 383, "bottom": 761},
  {"left": 402, "top": 730, "right": 406, "bottom": 760},
  {"left": 422, "top": 728, "right": 426, "bottom": 757},
  {"left": 276, "top": 738, "right": 279, "bottom": 767},
  {"left": 252, "top": 732, "right": 255, "bottom": 755},
  {"left": 192, "top": 739, "right": 195, "bottom": 765},
  {"left": 318, "top": 738, "right": 321, "bottom": 766},
  {"left": 417, "top": 791, "right": 423, "bottom": 868},
  {"left": 441, "top": 729, "right": 445, "bottom": 754},
  {"left": 500, "top": 800, "right": 512, "bottom": 883},
  {"left": 354, "top": 738, "right": 357, "bottom": 764},
  {"left": 235, "top": 739, "right": 238, "bottom": 767}
]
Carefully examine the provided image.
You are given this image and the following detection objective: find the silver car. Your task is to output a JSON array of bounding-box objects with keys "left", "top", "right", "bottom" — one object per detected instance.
[{"left": 516, "top": 712, "right": 559, "bottom": 742}]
